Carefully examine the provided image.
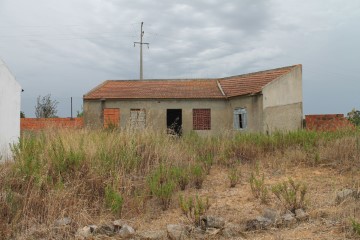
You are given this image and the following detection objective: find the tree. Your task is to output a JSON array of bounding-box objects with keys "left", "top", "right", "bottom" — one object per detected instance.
[
  {"left": 76, "top": 105, "right": 84, "bottom": 117},
  {"left": 20, "top": 111, "right": 25, "bottom": 118},
  {"left": 347, "top": 108, "right": 360, "bottom": 126},
  {"left": 35, "top": 94, "right": 58, "bottom": 118}
]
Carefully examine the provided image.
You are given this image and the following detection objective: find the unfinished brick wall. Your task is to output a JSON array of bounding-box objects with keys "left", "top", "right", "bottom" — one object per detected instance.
[
  {"left": 305, "top": 114, "right": 354, "bottom": 131},
  {"left": 103, "top": 108, "right": 120, "bottom": 128},
  {"left": 21, "top": 118, "right": 84, "bottom": 131}
]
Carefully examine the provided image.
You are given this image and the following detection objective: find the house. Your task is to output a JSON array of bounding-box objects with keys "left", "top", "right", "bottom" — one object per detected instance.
[
  {"left": 83, "top": 64, "right": 302, "bottom": 134},
  {"left": 0, "top": 58, "right": 21, "bottom": 161}
]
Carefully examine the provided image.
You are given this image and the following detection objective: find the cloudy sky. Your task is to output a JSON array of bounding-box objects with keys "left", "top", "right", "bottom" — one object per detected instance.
[{"left": 0, "top": 0, "right": 359, "bottom": 117}]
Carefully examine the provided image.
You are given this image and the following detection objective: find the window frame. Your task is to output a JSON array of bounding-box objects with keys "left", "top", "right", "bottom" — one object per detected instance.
[{"left": 234, "top": 108, "right": 247, "bottom": 130}]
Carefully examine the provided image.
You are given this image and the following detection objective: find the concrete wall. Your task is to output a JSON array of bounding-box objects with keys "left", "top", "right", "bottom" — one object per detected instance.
[
  {"left": 262, "top": 65, "right": 303, "bottom": 133},
  {"left": 84, "top": 98, "right": 231, "bottom": 135},
  {"left": 84, "top": 94, "right": 264, "bottom": 134},
  {"left": 228, "top": 94, "right": 263, "bottom": 132},
  {"left": 0, "top": 59, "right": 21, "bottom": 161}
]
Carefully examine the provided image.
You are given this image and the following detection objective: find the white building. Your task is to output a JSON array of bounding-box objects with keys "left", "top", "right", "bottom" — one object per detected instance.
[{"left": 0, "top": 58, "right": 21, "bottom": 161}]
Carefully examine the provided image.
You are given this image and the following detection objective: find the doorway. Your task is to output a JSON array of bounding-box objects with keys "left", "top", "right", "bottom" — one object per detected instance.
[{"left": 167, "top": 109, "right": 182, "bottom": 135}]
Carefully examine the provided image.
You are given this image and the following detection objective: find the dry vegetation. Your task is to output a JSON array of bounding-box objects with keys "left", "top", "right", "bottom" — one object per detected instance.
[{"left": 1, "top": 128, "right": 360, "bottom": 239}]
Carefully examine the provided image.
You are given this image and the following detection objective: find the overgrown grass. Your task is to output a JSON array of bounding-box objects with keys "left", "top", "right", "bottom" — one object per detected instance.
[{"left": 0, "top": 128, "right": 359, "bottom": 238}]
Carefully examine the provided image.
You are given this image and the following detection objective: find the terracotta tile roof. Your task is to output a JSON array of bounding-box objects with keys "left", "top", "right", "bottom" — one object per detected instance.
[
  {"left": 84, "top": 79, "right": 224, "bottom": 99},
  {"left": 218, "top": 65, "right": 298, "bottom": 97},
  {"left": 83, "top": 65, "right": 300, "bottom": 100}
]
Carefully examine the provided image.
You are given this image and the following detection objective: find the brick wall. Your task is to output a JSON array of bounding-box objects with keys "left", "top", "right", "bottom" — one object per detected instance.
[
  {"left": 21, "top": 118, "right": 84, "bottom": 131},
  {"left": 193, "top": 109, "right": 211, "bottom": 130},
  {"left": 305, "top": 114, "right": 354, "bottom": 131}
]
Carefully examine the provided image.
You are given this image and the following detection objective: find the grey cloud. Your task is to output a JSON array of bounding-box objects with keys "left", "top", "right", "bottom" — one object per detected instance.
[{"left": 1, "top": 0, "right": 360, "bottom": 116}]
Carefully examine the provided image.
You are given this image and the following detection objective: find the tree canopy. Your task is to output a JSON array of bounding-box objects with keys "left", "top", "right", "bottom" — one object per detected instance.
[
  {"left": 35, "top": 94, "right": 58, "bottom": 118},
  {"left": 347, "top": 108, "right": 360, "bottom": 126}
]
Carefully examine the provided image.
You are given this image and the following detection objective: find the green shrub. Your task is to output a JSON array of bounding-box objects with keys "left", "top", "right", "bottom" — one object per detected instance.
[
  {"left": 228, "top": 167, "right": 240, "bottom": 188},
  {"left": 198, "top": 153, "right": 213, "bottom": 175},
  {"left": 179, "top": 195, "right": 210, "bottom": 226},
  {"left": 351, "top": 219, "right": 360, "bottom": 236},
  {"left": 12, "top": 133, "right": 44, "bottom": 180},
  {"left": 104, "top": 185, "right": 124, "bottom": 216},
  {"left": 170, "top": 166, "right": 189, "bottom": 191},
  {"left": 249, "top": 172, "right": 268, "bottom": 203},
  {"left": 50, "top": 137, "right": 85, "bottom": 177},
  {"left": 271, "top": 178, "right": 307, "bottom": 213},
  {"left": 148, "top": 165, "right": 175, "bottom": 210},
  {"left": 191, "top": 164, "right": 206, "bottom": 189}
]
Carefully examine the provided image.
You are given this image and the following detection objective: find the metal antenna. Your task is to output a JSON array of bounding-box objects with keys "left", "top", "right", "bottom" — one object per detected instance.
[{"left": 134, "top": 22, "right": 149, "bottom": 80}]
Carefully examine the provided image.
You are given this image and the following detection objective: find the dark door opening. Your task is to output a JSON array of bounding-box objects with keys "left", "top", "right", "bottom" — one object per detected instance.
[{"left": 167, "top": 109, "right": 182, "bottom": 135}]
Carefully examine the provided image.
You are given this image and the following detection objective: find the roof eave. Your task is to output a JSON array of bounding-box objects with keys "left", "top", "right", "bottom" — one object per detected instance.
[{"left": 83, "top": 96, "right": 227, "bottom": 101}]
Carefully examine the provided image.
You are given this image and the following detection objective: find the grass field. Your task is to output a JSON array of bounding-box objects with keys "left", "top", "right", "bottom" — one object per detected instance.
[{"left": 1, "top": 128, "right": 360, "bottom": 239}]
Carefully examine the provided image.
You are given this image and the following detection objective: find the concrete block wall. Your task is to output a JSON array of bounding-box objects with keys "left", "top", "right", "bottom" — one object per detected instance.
[
  {"left": 305, "top": 114, "right": 354, "bottom": 131},
  {"left": 21, "top": 118, "right": 83, "bottom": 131}
]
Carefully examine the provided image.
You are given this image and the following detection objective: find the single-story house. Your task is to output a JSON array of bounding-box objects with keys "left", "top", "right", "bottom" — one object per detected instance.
[
  {"left": 0, "top": 58, "right": 21, "bottom": 161},
  {"left": 83, "top": 64, "right": 302, "bottom": 135}
]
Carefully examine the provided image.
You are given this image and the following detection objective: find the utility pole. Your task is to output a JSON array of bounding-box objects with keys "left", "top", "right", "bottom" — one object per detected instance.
[
  {"left": 134, "top": 22, "right": 149, "bottom": 80},
  {"left": 70, "top": 97, "right": 73, "bottom": 119}
]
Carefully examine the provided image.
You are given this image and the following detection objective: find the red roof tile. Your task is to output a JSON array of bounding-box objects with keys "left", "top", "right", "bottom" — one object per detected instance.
[
  {"left": 83, "top": 65, "right": 300, "bottom": 100},
  {"left": 219, "top": 65, "right": 297, "bottom": 97},
  {"left": 84, "top": 79, "right": 224, "bottom": 99}
]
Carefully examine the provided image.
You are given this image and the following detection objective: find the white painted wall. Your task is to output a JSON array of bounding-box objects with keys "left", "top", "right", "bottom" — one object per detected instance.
[{"left": 0, "top": 58, "right": 21, "bottom": 161}]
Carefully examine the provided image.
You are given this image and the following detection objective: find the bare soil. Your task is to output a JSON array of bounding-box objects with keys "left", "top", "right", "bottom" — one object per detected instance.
[{"left": 129, "top": 163, "right": 360, "bottom": 239}]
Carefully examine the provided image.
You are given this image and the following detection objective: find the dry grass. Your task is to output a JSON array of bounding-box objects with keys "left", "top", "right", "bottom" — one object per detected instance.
[{"left": 0, "top": 127, "right": 360, "bottom": 239}]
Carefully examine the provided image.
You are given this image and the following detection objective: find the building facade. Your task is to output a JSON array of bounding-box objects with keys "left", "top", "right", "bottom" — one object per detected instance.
[
  {"left": 0, "top": 59, "right": 21, "bottom": 161},
  {"left": 83, "top": 65, "right": 302, "bottom": 134}
]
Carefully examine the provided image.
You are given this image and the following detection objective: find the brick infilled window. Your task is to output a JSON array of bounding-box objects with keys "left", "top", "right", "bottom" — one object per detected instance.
[
  {"left": 130, "top": 109, "right": 146, "bottom": 129},
  {"left": 193, "top": 109, "right": 211, "bottom": 130}
]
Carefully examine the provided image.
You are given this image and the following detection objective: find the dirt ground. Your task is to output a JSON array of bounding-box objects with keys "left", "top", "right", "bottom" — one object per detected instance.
[{"left": 129, "top": 162, "right": 360, "bottom": 239}]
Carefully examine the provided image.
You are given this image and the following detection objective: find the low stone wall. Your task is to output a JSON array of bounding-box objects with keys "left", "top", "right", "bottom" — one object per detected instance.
[
  {"left": 21, "top": 118, "right": 84, "bottom": 131},
  {"left": 305, "top": 114, "right": 354, "bottom": 131}
]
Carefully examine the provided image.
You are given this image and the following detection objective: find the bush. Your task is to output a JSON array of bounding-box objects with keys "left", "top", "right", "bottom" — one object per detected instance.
[
  {"left": 271, "top": 178, "right": 307, "bottom": 213},
  {"left": 191, "top": 164, "right": 206, "bottom": 189},
  {"left": 179, "top": 195, "right": 210, "bottom": 226},
  {"left": 170, "top": 166, "right": 189, "bottom": 191},
  {"left": 352, "top": 219, "right": 360, "bottom": 236},
  {"left": 249, "top": 172, "right": 268, "bottom": 203},
  {"left": 198, "top": 153, "right": 213, "bottom": 175},
  {"left": 148, "top": 165, "right": 175, "bottom": 210},
  {"left": 105, "top": 185, "right": 124, "bottom": 216}
]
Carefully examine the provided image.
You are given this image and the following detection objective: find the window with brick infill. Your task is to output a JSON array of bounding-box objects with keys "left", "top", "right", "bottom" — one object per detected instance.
[
  {"left": 130, "top": 109, "right": 146, "bottom": 129},
  {"left": 193, "top": 109, "right": 211, "bottom": 130}
]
